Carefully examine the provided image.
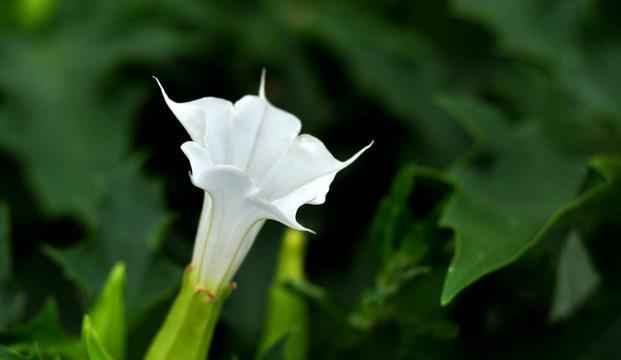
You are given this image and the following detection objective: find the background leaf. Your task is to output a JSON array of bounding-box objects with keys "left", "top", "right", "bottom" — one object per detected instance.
[
  {"left": 0, "top": 300, "right": 80, "bottom": 359},
  {"left": 451, "top": 0, "right": 589, "bottom": 61},
  {"left": 436, "top": 95, "right": 587, "bottom": 304},
  {"left": 548, "top": 232, "right": 600, "bottom": 322},
  {"left": 0, "top": 345, "right": 43, "bottom": 360},
  {"left": 0, "top": 204, "right": 26, "bottom": 329},
  {"left": 46, "top": 161, "right": 181, "bottom": 318},
  {"left": 0, "top": 0, "right": 204, "bottom": 223}
]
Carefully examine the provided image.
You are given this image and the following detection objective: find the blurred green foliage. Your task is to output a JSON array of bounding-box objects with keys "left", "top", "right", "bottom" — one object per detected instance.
[
  {"left": 1, "top": 0, "right": 621, "bottom": 359},
  {"left": 0, "top": 205, "right": 26, "bottom": 328}
]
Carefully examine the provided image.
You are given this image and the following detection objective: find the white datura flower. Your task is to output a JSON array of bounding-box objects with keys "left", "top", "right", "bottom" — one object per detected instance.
[{"left": 155, "top": 73, "right": 371, "bottom": 296}]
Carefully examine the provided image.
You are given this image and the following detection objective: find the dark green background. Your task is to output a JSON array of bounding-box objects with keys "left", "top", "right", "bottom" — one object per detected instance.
[{"left": 1, "top": 0, "right": 621, "bottom": 359}]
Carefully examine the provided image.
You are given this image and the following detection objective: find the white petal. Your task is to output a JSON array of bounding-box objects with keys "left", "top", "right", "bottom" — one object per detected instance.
[
  {"left": 180, "top": 141, "right": 213, "bottom": 184},
  {"left": 198, "top": 95, "right": 298, "bottom": 170},
  {"left": 154, "top": 77, "right": 232, "bottom": 144},
  {"left": 224, "top": 219, "right": 265, "bottom": 283},
  {"left": 192, "top": 165, "right": 255, "bottom": 195},
  {"left": 202, "top": 102, "right": 233, "bottom": 165},
  {"left": 254, "top": 199, "right": 314, "bottom": 233},
  {"left": 158, "top": 73, "right": 374, "bottom": 296},
  {"left": 259, "top": 69, "right": 266, "bottom": 99},
  {"left": 243, "top": 99, "right": 302, "bottom": 182},
  {"left": 266, "top": 142, "right": 373, "bottom": 231},
  {"left": 192, "top": 93, "right": 303, "bottom": 180},
  {"left": 259, "top": 137, "right": 372, "bottom": 200},
  {"left": 189, "top": 166, "right": 264, "bottom": 291},
  {"left": 188, "top": 165, "right": 313, "bottom": 290},
  {"left": 226, "top": 96, "right": 268, "bottom": 169}
]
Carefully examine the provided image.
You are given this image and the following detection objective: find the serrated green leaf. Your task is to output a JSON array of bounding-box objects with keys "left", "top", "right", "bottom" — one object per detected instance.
[
  {"left": 81, "top": 316, "right": 113, "bottom": 360},
  {"left": 90, "top": 263, "right": 127, "bottom": 360},
  {"left": 567, "top": 156, "right": 621, "bottom": 226},
  {"left": 447, "top": 154, "right": 621, "bottom": 358},
  {"left": 437, "top": 96, "right": 587, "bottom": 304},
  {"left": 0, "top": 300, "right": 80, "bottom": 359},
  {"left": 549, "top": 232, "right": 600, "bottom": 322},
  {"left": 46, "top": 161, "right": 181, "bottom": 318}
]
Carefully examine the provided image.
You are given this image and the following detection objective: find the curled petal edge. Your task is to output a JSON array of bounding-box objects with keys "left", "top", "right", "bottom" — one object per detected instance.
[
  {"left": 190, "top": 142, "right": 373, "bottom": 234},
  {"left": 154, "top": 76, "right": 233, "bottom": 144},
  {"left": 269, "top": 141, "right": 373, "bottom": 231},
  {"left": 191, "top": 166, "right": 313, "bottom": 233}
]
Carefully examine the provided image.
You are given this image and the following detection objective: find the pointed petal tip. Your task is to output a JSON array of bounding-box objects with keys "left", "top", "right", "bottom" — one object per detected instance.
[
  {"left": 343, "top": 140, "right": 374, "bottom": 166},
  {"left": 259, "top": 69, "right": 267, "bottom": 99},
  {"left": 152, "top": 76, "right": 172, "bottom": 101},
  {"left": 283, "top": 141, "right": 374, "bottom": 235},
  {"left": 291, "top": 222, "right": 315, "bottom": 234},
  {"left": 152, "top": 76, "right": 163, "bottom": 90}
]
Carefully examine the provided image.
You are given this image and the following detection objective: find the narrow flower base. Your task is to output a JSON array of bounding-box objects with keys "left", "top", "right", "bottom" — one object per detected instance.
[{"left": 145, "top": 266, "right": 231, "bottom": 360}]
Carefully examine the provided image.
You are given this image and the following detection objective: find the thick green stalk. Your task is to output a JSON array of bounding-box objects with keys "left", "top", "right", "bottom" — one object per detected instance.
[{"left": 145, "top": 266, "right": 230, "bottom": 360}]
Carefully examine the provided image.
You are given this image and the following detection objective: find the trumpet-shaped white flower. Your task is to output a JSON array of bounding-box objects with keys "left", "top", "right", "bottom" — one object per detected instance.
[{"left": 155, "top": 73, "right": 371, "bottom": 295}]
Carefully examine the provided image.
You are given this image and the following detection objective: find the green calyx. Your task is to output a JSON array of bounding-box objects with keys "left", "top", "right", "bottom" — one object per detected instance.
[{"left": 145, "top": 266, "right": 231, "bottom": 360}]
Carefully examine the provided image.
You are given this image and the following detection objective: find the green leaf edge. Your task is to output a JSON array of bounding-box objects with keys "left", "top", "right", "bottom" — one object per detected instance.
[
  {"left": 82, "top": 316, "right": 113, "bottom": 360},
  {"left": 440, "top": 154, "right": 621, "bottom": 305}
]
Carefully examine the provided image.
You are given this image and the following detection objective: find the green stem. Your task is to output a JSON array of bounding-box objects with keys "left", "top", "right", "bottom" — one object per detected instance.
[{"left": 145, "top": 266, "right": 230, "bottom": 360}]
